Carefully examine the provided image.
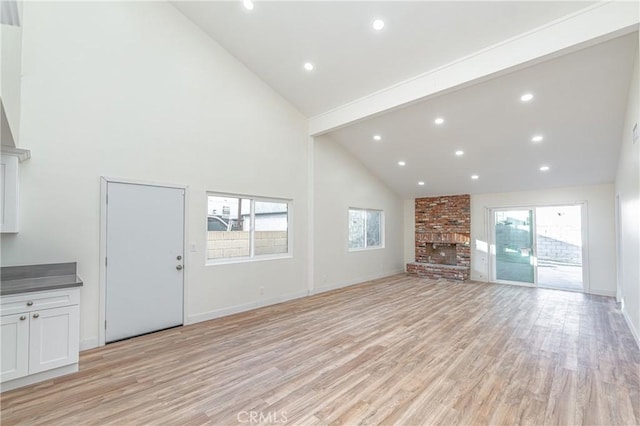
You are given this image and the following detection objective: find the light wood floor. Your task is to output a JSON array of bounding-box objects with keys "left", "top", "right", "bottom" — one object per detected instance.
[{"left": 2, "top": 275, "right": 639, "bottom": 425}]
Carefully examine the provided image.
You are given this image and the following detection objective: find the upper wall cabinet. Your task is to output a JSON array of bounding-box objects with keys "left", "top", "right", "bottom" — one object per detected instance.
[
  {"left": 1, "top": 0, "right": 23, "bottom": 148},
  {"left": 1, "top": 1, "right": 28, "bottom": 233},
  {"left": 1, "top": 148, "right": 29, "bottom": 233}
]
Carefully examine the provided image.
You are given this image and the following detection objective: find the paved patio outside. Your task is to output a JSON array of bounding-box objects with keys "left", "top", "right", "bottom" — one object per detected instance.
[{"left": 537, "top": 260, "right": 583, "bottom": 292}]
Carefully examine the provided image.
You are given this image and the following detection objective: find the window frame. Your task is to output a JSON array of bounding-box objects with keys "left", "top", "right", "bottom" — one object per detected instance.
[
  {"left": 206, "top": 192, "right": 292, "bottom": 265},
  {"left": 348, "top": 207, "right": 385, "bottom": 252}
]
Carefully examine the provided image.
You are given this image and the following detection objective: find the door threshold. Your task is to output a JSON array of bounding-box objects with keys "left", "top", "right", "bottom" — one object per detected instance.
[
  {"left": 106, "top": 324, "right": 183, "bottom": 344},
  {"left": 537, "top": 285, "right": 584, "bottom": 294}
]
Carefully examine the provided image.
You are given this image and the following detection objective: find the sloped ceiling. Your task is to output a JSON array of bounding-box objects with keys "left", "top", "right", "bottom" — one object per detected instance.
[{"left": 172, "top": 1, "right": 638, "bottom": 197}]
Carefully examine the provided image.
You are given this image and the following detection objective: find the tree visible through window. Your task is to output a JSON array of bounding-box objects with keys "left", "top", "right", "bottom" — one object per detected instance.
[{"left": 349, "top": 208, "right": 383, "bottom": 250}]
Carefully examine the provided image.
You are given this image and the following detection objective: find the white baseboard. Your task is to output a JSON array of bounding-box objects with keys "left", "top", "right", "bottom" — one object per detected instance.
[
  {"left": 186, "top": 290, "right": 309, "bottom": 325},
  {"left": 587, "top": 288, "right": 616, "bottom": 297},
  {"left": 80, "top": 337, "right": 100, "bottom": 351},
  {"left": 312, "top": 269, "right": 405, "bottom": 295},
  {"left": 85, "top": 271, "right": 407, "bottom": 346},
  {"left": 622, "top": 304, "right": 640, "bottom": 349},
  {"left": 82, "top": 291, "right": 310, "bottom": 349},
  {"left": 161, "top": 270, "right": 407, "bottom": 325},
  {"left": 1, "top": 363, "right": 78, "bottom": 392}
]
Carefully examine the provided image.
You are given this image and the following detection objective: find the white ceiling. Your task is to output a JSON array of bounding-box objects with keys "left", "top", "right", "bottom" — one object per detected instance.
[
  {"left": 326, "top": 33, "right": 637, "bottom": 198},
  {"left": 171, "top": 1, "right": 638, "bottom": 198},
  {"left": 172, "top": 1, "right": 596, "bottom": 117}
]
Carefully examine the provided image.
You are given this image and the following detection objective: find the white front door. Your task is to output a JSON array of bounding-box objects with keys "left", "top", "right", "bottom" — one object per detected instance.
[{"left": 105, "top": 182, "right": 184, "bottom": 343}]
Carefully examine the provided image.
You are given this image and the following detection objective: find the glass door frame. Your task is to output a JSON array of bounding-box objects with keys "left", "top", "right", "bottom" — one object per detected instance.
[
  {"left": 488, "top": 207, "right": 538, "bottom": 287},
  {"left": 487, "top": 202, "right": 589, "bottom": 292}
]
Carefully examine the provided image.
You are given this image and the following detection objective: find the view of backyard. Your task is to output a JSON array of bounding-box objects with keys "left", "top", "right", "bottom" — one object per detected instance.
[{"left": 494, "top": 205, "right": 583, "bottom": 291}]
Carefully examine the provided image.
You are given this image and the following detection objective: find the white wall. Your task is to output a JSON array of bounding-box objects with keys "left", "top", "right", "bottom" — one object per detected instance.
[
  {"left": 615, "top": 50, "right": 639, "bottom": 345},
  {"left": 0, "top": 1, "right": 309, "bottom": 348},
  {"left": 313, "top": 136, "right": 404, "bottom": 292},
  {"left": 470, "top": 184, "right": 616, "bottom": 296}
]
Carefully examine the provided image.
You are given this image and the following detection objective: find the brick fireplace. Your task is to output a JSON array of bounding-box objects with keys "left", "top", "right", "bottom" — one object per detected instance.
[{"left": 407, "top": 194, "right": 471, "bottom": 281}]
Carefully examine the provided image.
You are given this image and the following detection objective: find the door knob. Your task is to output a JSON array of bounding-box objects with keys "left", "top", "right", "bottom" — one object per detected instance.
[
  {"left": 33, "top": 313, "right": 40, "bottom": 319},
  {"left": 176, "top": 265, "right": 183, "bottom": 270},
  {"left": 177, "top": 255, "right": 182, "bottom": 260},
  {"left": 26, "top": 301, "right": 33, "bottom": 306},
  {"left": 19, "top": 315, "right": 26, "bottom": 321}
]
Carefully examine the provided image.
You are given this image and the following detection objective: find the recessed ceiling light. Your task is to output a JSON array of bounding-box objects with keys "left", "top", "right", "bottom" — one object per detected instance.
[
  {"left": 455, "top": 150, "right": 464, "bottom": 156},
  {"left": 521, "top": 93, "right": 534, "bottom": 102},
  {"left": 303, "top": 62, "right": 314, "bottom": 71},
  {"left": 539, "top": 165, "right": 550, "bottom": 171},
  {"left": 242, "top": 0, "right": 254, "bottom": 10},
  {"left": 418, "top": 181, "right": 425, "bottom": 186},
  {"left": 373, "top": 135, "right": 382, "bottom": 141},
  {"left": 372, "top": 19, "right": 385, "bottom": 31},
  {"left": 471, "top": 175, "right": 479, "bottom": 180},
  {"left": 398, "top": 161, "right": 406, "bottom": 166},
  {"left": 531, "top": 135, "right": 543, "bottom": 143},
  {"left": 434, "top": 117, "right": 444, "bottom": 125}
]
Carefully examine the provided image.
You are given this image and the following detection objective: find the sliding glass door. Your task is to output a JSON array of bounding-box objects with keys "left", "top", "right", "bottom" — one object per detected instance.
[
  {"left": 535, "top": 205, "right": 584, "bottom": 292},
  {"left": 489, "top": 204, "right": 585, "bottom": 292},
  {"left": 492, "top": 209, "right": 535, "bottom": 285}
]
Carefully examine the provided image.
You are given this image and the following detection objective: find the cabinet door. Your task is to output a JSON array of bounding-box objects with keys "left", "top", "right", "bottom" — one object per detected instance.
[
  {"left": 0, "top": 154, "right": 19, "bottom": 233},
  {"left": 1, "top": 313, "right": 29, "bottom": 382},
  {"left": 29, "top": 305, "right": 79, "bottom": 374}
]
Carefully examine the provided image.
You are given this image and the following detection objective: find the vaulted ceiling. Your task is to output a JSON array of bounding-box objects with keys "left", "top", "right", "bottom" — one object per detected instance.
[
  {"left": 327, "top": 34, "right": 637, "bottom": 197},
  {"left": 172, "top": 1, "right": 639, "bottom": 197}
]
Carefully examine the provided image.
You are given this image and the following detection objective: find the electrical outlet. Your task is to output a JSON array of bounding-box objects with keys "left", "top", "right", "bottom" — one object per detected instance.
[{"left": 259, "top": 286, "right": 264, "bottom": 296}]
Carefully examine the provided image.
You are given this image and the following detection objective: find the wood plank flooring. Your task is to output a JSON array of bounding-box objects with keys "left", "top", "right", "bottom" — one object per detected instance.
[{"left": 1, "top": 274, "right": 639, "bottom": 425}]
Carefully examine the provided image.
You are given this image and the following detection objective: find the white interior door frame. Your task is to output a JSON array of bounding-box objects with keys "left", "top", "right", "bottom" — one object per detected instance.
[
  {"left": 614, "top": 194, "right": 623, "bottom": 303},
  {"left": 98, "top": 177, "right": 189, "bottom": 348},
  {"left": 486, "top": 201, "right": 589, "bottom": 292},
  {"left": 580, "top": 201, "right": 591, "bottom": 294}
]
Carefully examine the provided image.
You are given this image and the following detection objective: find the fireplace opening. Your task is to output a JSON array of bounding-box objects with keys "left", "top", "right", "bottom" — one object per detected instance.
[{"left": 418, "top": 243, "right": 457, "bottom": 265}]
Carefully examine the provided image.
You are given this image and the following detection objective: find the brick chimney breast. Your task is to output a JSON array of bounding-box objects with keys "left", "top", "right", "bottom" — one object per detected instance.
[{"left": 409, "top": 194, "right": 471, "bottom": 281}]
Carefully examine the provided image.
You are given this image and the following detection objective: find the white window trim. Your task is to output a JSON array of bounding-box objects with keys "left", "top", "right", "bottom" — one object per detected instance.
[
  {"left": 348, "top": 208, "right": 385, "bottom": 252},
  {"left": 206, "top": 192, "right": 293, "bottom": 266}
]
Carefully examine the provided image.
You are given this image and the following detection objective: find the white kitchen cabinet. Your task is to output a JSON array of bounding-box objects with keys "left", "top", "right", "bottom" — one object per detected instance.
[
  {"left": 0, "top": 149, "right": 30, "bottom": 233},
  {"left": 0, "top": 313, "right": 29, "bottom": 382},
  {"left": 0, "top": 288, "right": 80, "bottom": 391},
  {"left": 28, "top": 305, "right": 79, "bottom": 374},
  {"left": 0, "top": 154, "right": 19, "bottom": 233}
]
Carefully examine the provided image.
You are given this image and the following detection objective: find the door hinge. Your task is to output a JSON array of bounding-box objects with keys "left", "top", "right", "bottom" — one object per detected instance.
[
  {"left": 105, "top": 257, "right": 108, "bottom": 267},
  {"left": 105, "top": 320, "right": 107, "bottom": 330},
  {"left": 106, "top": 194, "right": 108, "bottom": 204}
]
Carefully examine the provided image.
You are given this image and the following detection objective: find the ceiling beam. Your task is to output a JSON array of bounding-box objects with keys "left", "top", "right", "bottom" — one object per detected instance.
[{"left": 308, "top": 1, "right": 639, "bottom": 136}]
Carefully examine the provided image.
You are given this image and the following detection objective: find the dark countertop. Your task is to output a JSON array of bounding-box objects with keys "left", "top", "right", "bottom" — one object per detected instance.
[{"left": 1, "top": 263, "right": 83, "bottom": 296}]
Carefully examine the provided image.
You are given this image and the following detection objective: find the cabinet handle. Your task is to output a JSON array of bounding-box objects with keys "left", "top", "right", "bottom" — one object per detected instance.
[
  {"left": 176, "top": 265, "right": 183, "bottom": 270},
  {"left": 19, "top": 315, "right": 26, "bottom": 321},
  {"left": 26, "top": 301, "right": 34, "bottom": 306},
  {"left": 32, "top": 313, "right": 40, "bottom": 319}
]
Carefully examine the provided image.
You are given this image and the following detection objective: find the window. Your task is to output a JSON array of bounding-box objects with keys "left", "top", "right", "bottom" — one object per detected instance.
[
  {"left": 349, "top": 208, "right": 383, "bottom": 250},
  {"left": 207, "top": 194, "right": 290, "bottom": 262}
]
